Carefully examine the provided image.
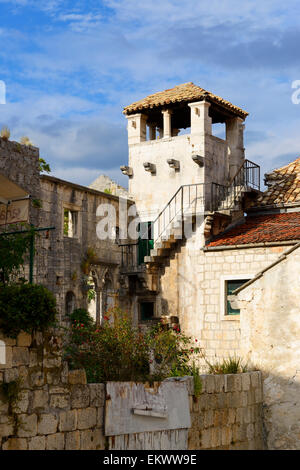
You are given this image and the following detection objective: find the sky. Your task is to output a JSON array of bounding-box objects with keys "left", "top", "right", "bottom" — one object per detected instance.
[{"left": 1, "top": 0, "right": 300, "bottom": 189}]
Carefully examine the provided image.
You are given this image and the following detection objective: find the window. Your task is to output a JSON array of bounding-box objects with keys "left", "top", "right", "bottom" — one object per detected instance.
[
  {"left": 220, "top": 274, "right": 253, "bottom": 320},
  {"left": 65, "top": 291, "right": 76, "bottom": 315},
  {"left": 64, "top": 209, "right": 78, "bottom": 238},
  {"left": 140, "top": 301, "right": 154, "bottom": 322},
  {"left": 226, "top": 279, "right": 249, "bottom": 315}
]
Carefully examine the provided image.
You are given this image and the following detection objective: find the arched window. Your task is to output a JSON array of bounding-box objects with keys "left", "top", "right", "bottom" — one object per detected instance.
[{"left": 65, "top": 291, "right": 76, "bottom": 315}]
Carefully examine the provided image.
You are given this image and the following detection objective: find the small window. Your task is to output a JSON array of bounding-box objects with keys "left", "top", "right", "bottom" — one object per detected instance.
[
  {"left": 64, "top": 209, "right": 78, "bottom": 238},
  {"left": 226, "top": 279, "right": 249, "bottom": 315},
  {"left": 140, "top": 302, "right": 154, "bottom": 322},
  {"left": 65, "top": 291, "right": 76, "bottom": 315}
]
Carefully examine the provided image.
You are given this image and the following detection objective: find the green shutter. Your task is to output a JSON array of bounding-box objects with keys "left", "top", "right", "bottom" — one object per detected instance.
[
  {"left": 227, "top": 279, "right": 249, "bottom": 315},
  {"left": 138, "top": 222, "right": 154, "bottom": 265}
]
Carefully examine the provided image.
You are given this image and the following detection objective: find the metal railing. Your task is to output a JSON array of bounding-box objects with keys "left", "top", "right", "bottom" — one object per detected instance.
[
  {"left": 211, "top": 159, "right": 260, "bottom": 211},
  {"left": 154, "top": 183, "right": 205, "bottom": 243}
]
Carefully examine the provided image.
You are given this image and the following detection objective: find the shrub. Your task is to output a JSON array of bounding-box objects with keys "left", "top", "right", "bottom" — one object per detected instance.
[
  {"left": 0, "top": 283, "right": 57, "bottom": 338},
  {"left": 0, "top": 228, "right": 34, "bottom": 285},
  {"left": 67, "top": 308, "right": 95, "bottom": 329},
  {"left": 207, "top": 356, "right": 247, "bottom": 374},
  {"left": 64, "top": 308, "right": 202, "bottom": 386}
]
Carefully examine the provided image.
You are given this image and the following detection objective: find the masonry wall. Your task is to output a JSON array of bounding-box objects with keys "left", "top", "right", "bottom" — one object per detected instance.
[
  {"left": 160, "top": 233, "right": 294, "bottom": 365},
  {"left": 38, "top": 176, "right": 124, "bottom": 320},
  {"left": 188, "top": 372, "right": 264, "bottom": 450},
  {"left": 0, "top": 331, "right": 105, "bottom": 450},
  {"left": 237, "top": 245, "right": 300, "bottom": 450}
]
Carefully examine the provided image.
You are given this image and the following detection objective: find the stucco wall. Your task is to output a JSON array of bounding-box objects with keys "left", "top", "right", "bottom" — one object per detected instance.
[{"left": 237, "top": 245, "right": 300, "bottom": 450}]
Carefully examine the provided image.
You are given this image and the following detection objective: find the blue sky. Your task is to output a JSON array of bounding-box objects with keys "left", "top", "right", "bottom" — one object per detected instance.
[{"left": 1, "top": 0, "right": 300, "bottom": 188}]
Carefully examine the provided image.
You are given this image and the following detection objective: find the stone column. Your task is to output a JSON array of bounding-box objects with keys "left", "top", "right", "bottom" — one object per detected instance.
[
  {"left": 188, "top": 101, "right": 212, "bottom": 135},
  {"left": 96, "top": 290, "right": 103, "bottom": 326},
  {"left": 226, "top": 117, "right": 245, "bottom": 179},
  {"left": 162, "top": 109, "right": 172, "bottom": 138},
  {"left": 126, "top": 113, "right": 147, "bottom": 145}
]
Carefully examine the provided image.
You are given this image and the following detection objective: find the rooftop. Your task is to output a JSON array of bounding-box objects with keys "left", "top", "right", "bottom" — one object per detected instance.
[
  {"left": 206, "top": 212, "right": 300, "bottom": 248},
  {"left": 123, "top": 82, "right": 248, "bottom": 119},
  {"left": 254, "top": 157, "right": 300, "bottom": 208}
]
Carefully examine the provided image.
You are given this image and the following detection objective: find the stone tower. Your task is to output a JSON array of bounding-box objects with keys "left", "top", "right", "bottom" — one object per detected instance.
[{"left": 121, "top": 82, "right": 248, "bottom": 225}]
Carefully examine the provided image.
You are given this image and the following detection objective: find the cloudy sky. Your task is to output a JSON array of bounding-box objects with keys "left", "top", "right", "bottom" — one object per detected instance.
[{"left": 1, "top": 0, "right": 300, "bottom": 188}]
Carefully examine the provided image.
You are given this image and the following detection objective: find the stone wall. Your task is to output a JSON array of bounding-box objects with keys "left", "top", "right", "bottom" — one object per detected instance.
[
  {"left": 188, "top": 372, "right": 264, "bottom": 450},
  {"left": 160, "top": 238, "right": 294, "bottom": 365},
  {"left": 0, "top": 331, "right": 265, "bottom": 450},
  {"left": 0, "top": 332, "right": 105, "bottom": 450},
  {"left": 237, "top": 245, "right": 300, "bottom": 450}
]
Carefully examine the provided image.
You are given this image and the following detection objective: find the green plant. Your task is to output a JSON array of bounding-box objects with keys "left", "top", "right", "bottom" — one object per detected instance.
[
  {"left": 64, "top": 309, "right": 202, "bottom": 384},
  {"left": 20, "top": 136, "right": 33, "bottom": 146},
  {"left": 71, "top": 271, "right": 77, "bottom": 281},
  {"left": 81, "top": 247, "right": 97, "bottom": 275},
  {"left": 68, "top": 308, "right": 95, "bottom": 329},
  {"left": 0, "top": 126, "right": 10, "bottom": 141},
  {"left": 104, "top": 188, "right": 112, "bottom": 194},
  {"left": 32, "top": 198, "right": 42, "bottom": 209},
  {"left": 0, "top": 227, "right": 34, "bottom": 285},
  {"left": 0, "top": 283, "right": 57, "bottom": 338},
  {"left": 206, "top": 356, "right": 247, "bottom": 375},
  {"left": 39, "top": 157, "right": 51, "bottom": 173}
]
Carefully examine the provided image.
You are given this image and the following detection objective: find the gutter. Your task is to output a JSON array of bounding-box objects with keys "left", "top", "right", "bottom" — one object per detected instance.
[{"left": 203, "top": 240, "right": 300, "bottom": 252}]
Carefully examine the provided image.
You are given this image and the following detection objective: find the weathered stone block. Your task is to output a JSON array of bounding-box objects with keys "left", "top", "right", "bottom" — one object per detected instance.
[
  {"left": 49, "top": 385, "right": 69, "bottom": 395},
  {"left": 12, "top": 347, "right": 30, "bottom": 367},
  {"left": 97, "top": 407, "right": 104, "bottom": 428},
  {"left": 59, "top": 410, "right": 77, "bottom": 432},
  {"left": 65, "top": 430, "right": 80, "bottom": 450},
  {"left": 49, "top": 394, "right": 70, "bottom": 409},
  {"left": 70, "top": 385, "right": 90, "bottom": 409},
  {"left": 17, "top": 413, "right": 38, "bottom": 437},
  {"left": 12, "top": 390, "right": 30, "bottom": 414},
  {"left": 68, "top": 370, "right": 87, "bottom": 385},
  {"left": 37, "top": 414, "right": 58, "bottom": 435},
  {"left": 77, "top": 407, "right": 97, "bottom": 430},
  {"left": 61, "top": 362, "right": 69, "bottom": 384},
  {"left": 221, "top": 426, "right": 232, "bottom": 446},
  {"left": 32, "top": 390, "right": 49, "bottom": 410},
  {"left": 0, "top": 420, "right": 14, "bottom": 437},
  {"left": 17, "top": 332, "right": 32, "bottom": 347},
  {"left": 28, "top": 369, "right": 45, "bottom": 387},
  {"left": 205, "top": 375, "right": 215, "bottom": 393},
  {"left": 80, "top": 429, "right": 105, "bottom": 450},
  {"left": 89, "top": 383, "right": 105, "bottom": 407},
  {"left": 28, "top": 436, "right": 46, "bottom": 450},
  {"left": 4, "top": 367, "right": 18, "bottom": 383},
  {"left": 2, "top": 437, "right": 28, "bottom": 450},
  {"left": 241, "top": 373, "right": 251, "bottom": 391},
  {"left": 250, "top": 371, "right": 260, "bottom": 389},
  {"left": 46, "top": 432, "right": 65, "bottom": 450}
]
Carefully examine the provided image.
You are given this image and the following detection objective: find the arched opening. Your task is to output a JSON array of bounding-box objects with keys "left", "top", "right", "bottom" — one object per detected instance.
[
  {"left": 65, "top": 291, "right": 76, "bottom": 316},
  {"left": 87, "top": 273, "right": 97, "bottom": 322}
]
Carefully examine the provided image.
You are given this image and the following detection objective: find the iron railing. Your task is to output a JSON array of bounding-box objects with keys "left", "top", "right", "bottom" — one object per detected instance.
[
  {"left": 154, "top": 183, "right": 205, "bottom": 243},
  {"left": 211, "top": 159, "right": 260, "bottom": 211}
]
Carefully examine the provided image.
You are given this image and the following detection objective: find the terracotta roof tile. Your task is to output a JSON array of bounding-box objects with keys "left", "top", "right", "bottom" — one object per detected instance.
[
  {"left": 123, "top": 82, "right": 248, "bottom": 118},
  {"left": 254, "top": 157, "right": 300, "bottom": 208},
  {"left": 207, "top": 212, "right": 300, "bottom": 247}
]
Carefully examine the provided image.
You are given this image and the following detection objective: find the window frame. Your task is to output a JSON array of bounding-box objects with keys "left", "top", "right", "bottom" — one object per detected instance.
[
  {"left": 220, "top": 274, "right": 254, "bottom": 321},
  {"left": 139, "top": 299, "right": 155, "bottom": 323},
  {"left": 62, "top": 203, "right": 81, "bottom": 239}
]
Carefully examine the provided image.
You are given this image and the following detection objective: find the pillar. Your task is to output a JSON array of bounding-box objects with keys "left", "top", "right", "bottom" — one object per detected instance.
[
  {"left": 162, "top": 109, "right": 172, "bottom": 138},
  {"left": 126, "top": 113, "right": 147, "bottom": 145},
  {"left": 226, "top": 117, "right": 245, "bottom": 179},
  {"left": 188, "top": 101, "right": 212, "bottom": 135}
]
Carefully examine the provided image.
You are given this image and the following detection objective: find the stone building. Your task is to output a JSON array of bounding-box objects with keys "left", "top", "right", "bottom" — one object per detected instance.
[
  {"left": 0, "top": 138, "right": 133, "bottom": 323},
  {"left": 120, "top": 83, "right": 300, "bottom": 449}
]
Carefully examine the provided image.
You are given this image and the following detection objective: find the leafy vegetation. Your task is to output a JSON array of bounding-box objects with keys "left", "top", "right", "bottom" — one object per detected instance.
[
  {"left": 206, "top": 356, "right": 248, "bottom": 374},
  {"left": 0, "top": 227, "right": 34, "bottom": 285},
  {"left": 0, "top": 283, "right": 57, "bottom": 338},
  {"left": 64, "top": 307, "right": 202, "bottom": 390},
  {"left": 39, "top": 157, "right": 51, "bottom": 173}
]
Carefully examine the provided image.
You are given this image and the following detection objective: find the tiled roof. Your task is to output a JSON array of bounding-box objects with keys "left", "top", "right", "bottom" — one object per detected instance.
[
  {"left": 207, "top": 212, "right": 300, "bottom": 247},
  {"left": 123, "top": 82, "right": 248, "bottom": 118},
  {"left": 254, "top": 157, "right": 300, "bottom": 207}
]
